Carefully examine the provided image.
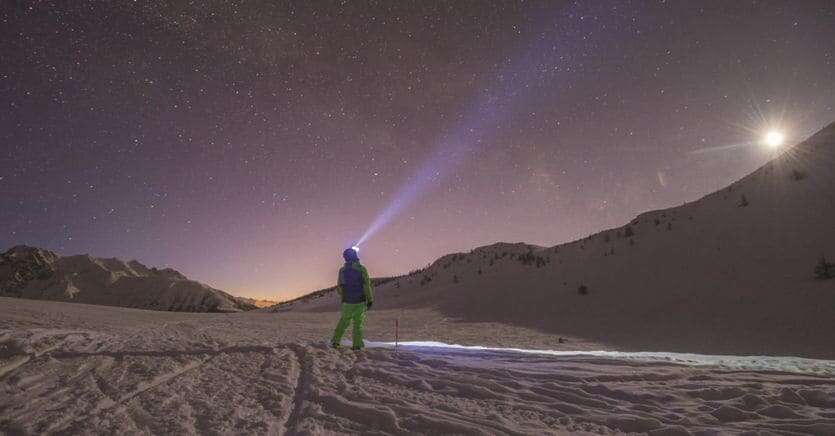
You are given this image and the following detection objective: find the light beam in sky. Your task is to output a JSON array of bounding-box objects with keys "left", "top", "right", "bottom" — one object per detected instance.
[{"left": 355, "top": 3, "right": 624, "bottom": 247}]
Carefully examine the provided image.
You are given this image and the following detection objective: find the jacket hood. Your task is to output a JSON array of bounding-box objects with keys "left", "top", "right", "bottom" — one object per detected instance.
[{"left": 342, "top": 248, "right": 359, "bottom": 262}]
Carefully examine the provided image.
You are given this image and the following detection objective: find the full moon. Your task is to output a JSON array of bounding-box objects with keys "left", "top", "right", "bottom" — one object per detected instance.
[{"left": 764, "top": 130, "right": 785, "bottom": 148}]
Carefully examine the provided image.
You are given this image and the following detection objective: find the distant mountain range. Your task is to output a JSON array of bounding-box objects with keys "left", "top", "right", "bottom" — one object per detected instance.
[
  {"left": 271, "top": 121, "right": 835, "bottom": 359},
  {"left": 0, "top": 246, "right": 256, "bottom": 312},
  {"left": 236, "top": 297, "right": 279, "bottom": 308}
]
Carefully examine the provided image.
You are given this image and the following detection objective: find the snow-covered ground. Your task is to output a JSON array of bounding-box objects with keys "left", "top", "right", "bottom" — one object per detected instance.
[
  {"left": 2, "top": 298, "right": 834, "bottom": 435},
  {"left": 365, "top": 341, "right": 835, "bottom": 377}
]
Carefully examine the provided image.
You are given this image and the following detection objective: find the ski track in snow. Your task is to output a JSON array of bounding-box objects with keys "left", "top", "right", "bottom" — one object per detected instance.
[
  {"left": 284, "top": 343, "right": 314, "bottom": 435},
  {"left": 2, "top": 303, "right": 835, "bottom": 434}
]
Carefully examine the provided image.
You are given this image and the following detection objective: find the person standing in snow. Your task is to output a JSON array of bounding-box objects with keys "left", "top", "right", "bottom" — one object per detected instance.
[{"left": 331, "top": 247, "right": 374, "bottom": 350}]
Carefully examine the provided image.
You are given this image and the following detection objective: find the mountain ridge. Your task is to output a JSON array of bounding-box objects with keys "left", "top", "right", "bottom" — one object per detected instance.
[
  {"left": 0, "top": 245, "right": 256, "bottom": 312},
  {"left": 273, "top": 121, "right": 835, "bottom": 358}
]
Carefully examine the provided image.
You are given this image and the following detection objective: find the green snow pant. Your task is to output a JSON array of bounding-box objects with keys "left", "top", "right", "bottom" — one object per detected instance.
[{"left": 331, "top": 302, "right": 367, "bottom": 349}]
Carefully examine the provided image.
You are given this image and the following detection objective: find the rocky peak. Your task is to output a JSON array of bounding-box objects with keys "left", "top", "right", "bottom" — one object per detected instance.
[
  {"left": 3, "top": 245, "right": 59, "bottom": 263},
  {"left": 0, "top": 246, "right": 59, "bottom": 295}
]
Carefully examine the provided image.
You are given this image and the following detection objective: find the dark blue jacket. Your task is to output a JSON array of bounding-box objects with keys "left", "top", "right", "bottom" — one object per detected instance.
[{"left": 338, "top": 261, "right": 373, "bottom": 304}]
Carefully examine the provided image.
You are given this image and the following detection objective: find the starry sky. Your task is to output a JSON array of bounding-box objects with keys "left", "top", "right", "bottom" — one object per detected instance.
[{"left": 2, "top": 1, "right": 834, "bottom": 300}]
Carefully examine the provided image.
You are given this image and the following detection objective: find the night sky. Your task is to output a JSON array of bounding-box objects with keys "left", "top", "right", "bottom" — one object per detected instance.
[{"left": 2, "top": 1, "right": 834, "bottom": 300}]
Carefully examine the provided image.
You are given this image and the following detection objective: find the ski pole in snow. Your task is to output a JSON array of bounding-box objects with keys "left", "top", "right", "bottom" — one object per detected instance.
[{"left": 395, "top": 318, "right": 399, "bottom": 352}]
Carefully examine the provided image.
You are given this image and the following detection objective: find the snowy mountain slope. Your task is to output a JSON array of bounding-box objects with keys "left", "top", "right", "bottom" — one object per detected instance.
[
  {"left": 0, "top": 246, "right": 255, "bottom": 312},
  {"left": 279, "top": 121, "right": 835, "bottom": 358}
]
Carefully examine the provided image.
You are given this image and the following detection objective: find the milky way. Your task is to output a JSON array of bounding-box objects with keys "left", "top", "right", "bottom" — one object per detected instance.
[{"left": 1, "top": 1, "right": 834, "bottom": 299}]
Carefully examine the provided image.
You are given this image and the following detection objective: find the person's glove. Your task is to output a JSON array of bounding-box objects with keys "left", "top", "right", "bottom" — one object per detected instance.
[{"left": 366, "top": 301, "right": 373, "bottom": 310}]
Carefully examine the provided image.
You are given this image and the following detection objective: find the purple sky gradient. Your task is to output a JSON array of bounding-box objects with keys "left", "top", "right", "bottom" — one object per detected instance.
[{"left": 1, "top": 1, "right": 833, "bottom": 300}]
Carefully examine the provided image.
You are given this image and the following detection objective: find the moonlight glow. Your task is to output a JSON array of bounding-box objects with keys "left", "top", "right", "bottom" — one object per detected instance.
[{"left": 764, "top": 130, "right": 785, "bottom": 148}]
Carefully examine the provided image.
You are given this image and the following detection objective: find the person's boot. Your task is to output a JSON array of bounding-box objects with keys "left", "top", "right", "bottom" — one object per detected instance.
[{"left": 331, "top": 342, "right": 341, "bottom": 349}]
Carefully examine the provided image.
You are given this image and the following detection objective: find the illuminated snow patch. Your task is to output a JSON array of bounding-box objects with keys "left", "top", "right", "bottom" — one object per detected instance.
[{"left": 364, "top": 341, "right": 835, "bottom": 377}]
